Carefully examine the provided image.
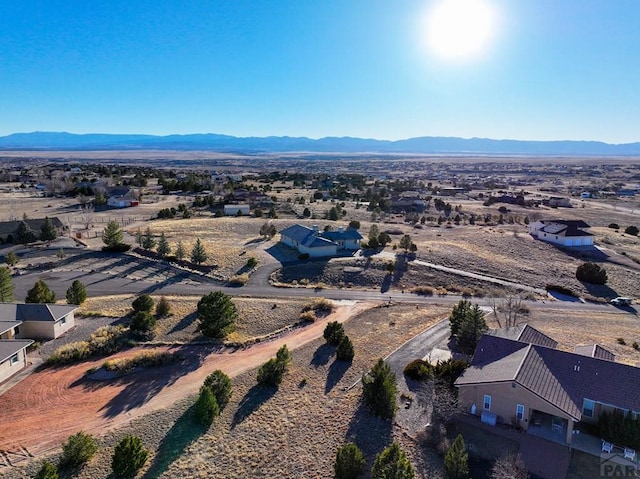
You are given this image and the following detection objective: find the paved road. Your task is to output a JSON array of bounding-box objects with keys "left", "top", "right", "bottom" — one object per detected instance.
[{"left": 9, "top": 249, "right": 629, "bottom": 316}]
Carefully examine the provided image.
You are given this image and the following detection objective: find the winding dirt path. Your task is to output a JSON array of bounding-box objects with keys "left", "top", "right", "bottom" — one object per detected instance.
[{"left": 0, "top": 301, "right": 375, "bottom": 459}]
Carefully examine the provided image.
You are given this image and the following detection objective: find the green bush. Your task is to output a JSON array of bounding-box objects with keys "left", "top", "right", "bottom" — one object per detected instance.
[
  {"left": 202, "top": 370, "right": 233, "bottom": 409},
  {"left": 47, "top": 325, "right": 128, "bottom": 365},
  {"left": 362, "top": 359, "right": 398, "bottom": 419},
  {"left": 34, "top": 461, "right": 58, "bottom": 479},
  {"left": 111, "top": 435, "right": 148, "bottom": 478},
  {"left": 197, "top": 291, "right": 237, "bottom": 339},
  {"left": 625, "top": 225, "right": 639, "bottom": 236},
  {"left": 336, "top": 335, "right": 355, "bottom": 361},
  {"left": 130, "top": 311, "right": 157, "bottom": 334},
  {"left": 132, "top": 294, "right": 154, "bottom": 313},
  {"left": 371, "top": 442, "right": 415, "bottom": 479},
  {"left": 403, "top": 359, "right": 432, "bottom": 381},
  {"left": 608, "top": 223, "right": 620, "bottom": 229},
  {"left": 576, "top": 262, "right": 608, "bottom": 285},
  {"left": 335, "top": 442, "right": 366, "bottom": 479},
  {"left": 444, "top": 435, "right": 469, "bottom": 479},
  {"left": 246, "top": 256, "right": 258, "bottom": 268},
  {"left": 324, "top": 321, "right": 345, "bottom": 346},
  {"left": 194, "top": 387, "right": 220, "bottom": 425},
  {"left": 59, "top": 431, "right": 98, "bottom": 469},
  {"left": 257, "top": 345, "right": 292, "bottom": 387}
]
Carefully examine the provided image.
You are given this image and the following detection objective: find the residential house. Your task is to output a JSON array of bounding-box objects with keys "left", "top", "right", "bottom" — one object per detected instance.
[
  {"left": 223, "top": 204, "right": 251, "bottom": 216},
  {"left": 0, "top": 217, "right": 65, "bottom": 243},
  {"left": 528, "top": 220, "right": 594, "bottom": 247},
  {"left": 280, "top": 224, "right": 362, "bottom": 257},
  {"left": 0, "top": 338, "right": 33, "bottom": 384},
  {"left": 546, "top": 196, "right": 572, "bottom": 208},
  {"left": 455, "top": 333, "right": 640, "bottom": 445},
  {"left": 107, "top": 187, "right": 139, "bottom": 208},
  {"left": 0, "top": 304, "right": 78, "bottom": 340}
]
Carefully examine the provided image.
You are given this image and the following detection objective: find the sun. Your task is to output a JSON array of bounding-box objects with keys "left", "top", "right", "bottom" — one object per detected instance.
[{"left": 425, "top": 0, "right": 495, "bottom": 59}]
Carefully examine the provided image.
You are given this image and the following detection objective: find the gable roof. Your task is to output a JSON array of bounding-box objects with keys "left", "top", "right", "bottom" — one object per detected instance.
[
  {"left": 456, "top": 335, "right": 640, "bottom": 420},
  {"left": 0, "top": 339, "right": 34, "bottom": 363},
  {"left": 0, "top": 320, "right": 22, "bottom": 335},
  {"left": 537, "top": 220, "right": 593, "bottom": 238},
  {"left": 0, "top": 304, "right": 78, "bottom": 322},
  {"left": 574, "top": 344, "right": 616, "bottom": 362},
  {"left": 0, "top": 218, "right": 64, "bottom": 236},
  {"left": 280, "top": 224, "right": 316, "bottom": 244},
  {"left": 487, "top": 324, "right": 558, "bottom": 349}
]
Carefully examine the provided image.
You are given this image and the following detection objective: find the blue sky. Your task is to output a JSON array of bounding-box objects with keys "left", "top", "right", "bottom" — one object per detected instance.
[{"left": 1, "top": 0, "right": 639, "bottom": 143}]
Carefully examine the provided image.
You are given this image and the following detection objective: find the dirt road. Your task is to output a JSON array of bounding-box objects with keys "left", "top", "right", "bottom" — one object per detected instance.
[{"left": 0, "top": 301, "right": 374, "bottom": 459}]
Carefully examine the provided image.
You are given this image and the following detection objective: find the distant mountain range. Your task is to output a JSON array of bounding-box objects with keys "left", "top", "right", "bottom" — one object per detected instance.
[{"left": 1, "top": 131, "right": 640, "bottom": 156}]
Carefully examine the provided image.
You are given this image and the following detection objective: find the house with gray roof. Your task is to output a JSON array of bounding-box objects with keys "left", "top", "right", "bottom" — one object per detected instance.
[
  {"left": 487, "top": 324, "right": 558, "bottom": 349},
  {"left": 0, "top": 319, "right": 33, "bottom": 384},
  {"left": 455, "top": 334, "right": 640, "bottom": 445},
  {"left": 528, "top": 220, "right": 594, "bottom": 247},
  {"left": 0, "top": 304, "right": 77, "bottom": 341},
  {"left": 279, "top": 224, "right": 362, "bottom": 258},
  {"left": 0, "top": 217, "right": 65, "bottom": 243}
]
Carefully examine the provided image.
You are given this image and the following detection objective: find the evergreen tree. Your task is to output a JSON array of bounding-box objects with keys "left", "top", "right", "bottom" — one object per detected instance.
[
  {"left": 4, "top": 251, "right": 19, "bottom": 267},
  {"left": 324, "top": 321, "right": 345, "bottom": 345},
  {"left": 175, "top": 240, "right": 186, "bottom": 260},
  {"left": 368, "top": 224, "right": 380, "bottom": 248},
  {"left": 202, "top": 370, "right": 233, "bottom": 409},
  {"left": 0, "top": 267, "right": 14, "bottom": 302},
  {"left": 399, "top": 234, "right": 414, "bottom": 253},
  {"left": 444, "top": 435, "right": 469, "bottom": 479},
  {"left": 40, "top": 217, "right": 58, "bottom": 244},
  {"left": 142, "top": 227, "right": 156, "bottom": 250},
  {"left": 25, "top": 279, "right": 56, "bottom": 303},
  {"left": 197, "top": 291, "right": 237, "bottom": 338},
  {"left": 190, "top": 238, "right": 207, "bottom": 264},
  {"left": 102, "top": 220, "right": 124, "bottom": 247},
  {"left": 257, "top": 344, "right": 292, "bottom": 387},
  {"left": 335, "top": 443, "right": 366, "bottom": 479},
  {"left": 34, "top": 461, "right": 58, "bottom": 479},
  {"left": 194, "top": 386, "right": 220, "bottom": 425},
  {"left": 111, "top": 435, "right": 148, "bottom": 478},
  {"left": 16, "top": 221, "right": 36, "bottom": 246},
  {"left": 449, "top": 300, "right": 472, "bottom": 337},
  {"left": 59, "top": 431, "right": 98, "bottom": 469},
  {"left": 336, "top": 335, "right": 355, "bottom": 361},
  {"left": 155, "top": 296, "right": 171, "bottom": 317},
  {"left": 458, "top": 304, "right": 488, "bottom": 354},
  {"left": 371, "top": 442, "right": 415, "bottom": 479},
  {"left": 362, "top": 358, "right": 398, "bottom": 419},
  {"left": 66, "top": 280, "right": 87, "bottom": 305},
  {"left": 132, "top": 294, "right": 154, "bottom": 313},
  {"left": 157, "top": 232, "right": 170, "bottom": 257}
]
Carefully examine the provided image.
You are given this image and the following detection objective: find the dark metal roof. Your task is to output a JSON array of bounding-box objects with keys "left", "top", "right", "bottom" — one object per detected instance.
[
  {"left": 456, "top": 335, "right": 640, "bottom": 420},
  {"left": 322, "top": 229, "right": 363, "bottom": 241},
  {"left": 573, "top": 344, "right": 616, "bottom": 362}
]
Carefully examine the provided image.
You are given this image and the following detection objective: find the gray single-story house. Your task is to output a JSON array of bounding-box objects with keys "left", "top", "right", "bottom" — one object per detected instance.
[
  {"left": 0, "top": 304, "right": 78, "bottom": 340},
  {"left": 280, "top": 224, "right": 362, "bottom": 258}
]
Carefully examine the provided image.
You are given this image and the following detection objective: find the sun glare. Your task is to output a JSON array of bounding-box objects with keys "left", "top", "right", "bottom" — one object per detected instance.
[{"left": 426, "top": 0, "right": 495, "bottom": 60}]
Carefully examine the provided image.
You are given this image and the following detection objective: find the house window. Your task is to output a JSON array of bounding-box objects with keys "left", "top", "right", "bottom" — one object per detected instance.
[
  {"left": 516, "top": 404, "right": 525, "bottom": 421},
  {"left": 14, "top": 326, "right": 20, "bottom": 335},
  {"left": 10, "top": 353, "right": 19, "bottom": 365},
  {"left": 60, "top": 317, "right": 66, "bottom": 325},
  {"left": 583, "top": 399, "right": 595, "bottom": 418},
  {"left": 483, "top": 395, "right": 491, "bottom": 410}
]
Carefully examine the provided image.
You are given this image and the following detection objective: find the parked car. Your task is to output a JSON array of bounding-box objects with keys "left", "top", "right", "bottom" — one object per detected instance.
[{"left": 610, "top": 297, "right": 632, "bottom": 306}]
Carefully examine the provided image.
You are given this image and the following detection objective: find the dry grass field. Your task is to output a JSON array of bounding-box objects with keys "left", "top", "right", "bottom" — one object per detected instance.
[
  {"left": 1, "top": 303, "right": 450, "bottom": 479},
  {"left": 79, "top": 294, "right": 313, "bottom": 344}
]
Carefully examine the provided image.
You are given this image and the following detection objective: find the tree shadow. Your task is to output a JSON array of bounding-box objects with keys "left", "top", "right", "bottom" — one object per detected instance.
[
  {"left": 310, "top": 344, "right": 334, "bottom": 367},
  {"left": 344, "top": 398, "right": 393, "bottom": 465},
  {"left": 380, "top": 273, "right": 392, "bottom": 293},
  {"left": 231, "top": 384, "right": 277, "bottom": 428},
  {"left": 168, "top": 311, "right": 198, "bottom": 334},
  {"left": 325, "top": 359, "right": 351, "bottom": 393},
  {"left": 142, "top": 403, "right": 208, "bottom": 479},
  {"left": 581, "top": 281, "right": 619, "bottom": 299}
]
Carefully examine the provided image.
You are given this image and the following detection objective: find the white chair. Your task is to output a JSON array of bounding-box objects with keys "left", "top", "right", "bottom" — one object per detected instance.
[
  {"left": 602, "top": 441, "right": 613, "bottom": 453},
  {"left": 624, "top": 448, "right": 636, "bottom": 461}
]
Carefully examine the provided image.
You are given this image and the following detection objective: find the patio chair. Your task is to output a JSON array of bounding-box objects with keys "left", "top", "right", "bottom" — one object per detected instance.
[
  {"left": 624, "top": 448, "right": 636, "bottom": 461},
  {"left": 602, "top": 441, "right": 613, "bottom": 453}
]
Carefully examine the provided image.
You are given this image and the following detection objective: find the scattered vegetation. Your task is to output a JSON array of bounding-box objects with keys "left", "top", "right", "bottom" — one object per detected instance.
[
  {"left": 101, "top": 350, "right": 177, "bottom": 374},
  {"left": 155, "top": 295, "right": 171, "bottom": 317},
  {"left": 362, "top": 358, "right": 398, "bottom": 419},
  {"left": 47, "top": 325, "right": 128, "bottom": 365}
]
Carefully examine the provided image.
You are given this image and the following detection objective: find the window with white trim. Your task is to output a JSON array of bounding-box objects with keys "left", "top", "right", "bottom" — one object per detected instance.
[
  {"left": 483, "top": 394, "right": 491, "bottom": 410},
  {"left": 60, "top": 316, "right": 66, "bottom": 325},
  {"left": 583, "top": 399, "right": 595, "bottom": 418},
  {"left": 10, "top": 353, "right": 19, "bottom": 365},
  {"left": 516, "top": 404, "right": 525, "bottom": 421}
]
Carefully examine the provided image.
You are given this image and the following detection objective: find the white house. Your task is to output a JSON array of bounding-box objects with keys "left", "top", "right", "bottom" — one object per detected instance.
[
  {"left": 528, "top": 220, "right": 594, "bottom": 247},
  {"left": 0, "top": 304, "right": 78, "bottom": 340},
  {"left": 107, "top": 187, "right": 139, "bottom": 208},
  {"left": 0, "top": 339, "right": 33, "bottom": 384},
  {"left": 279, "top": 224, "right": 362, "bottom": 258},
  {"left": 224, "top": 204, "right": 251, "bottom": 216}
]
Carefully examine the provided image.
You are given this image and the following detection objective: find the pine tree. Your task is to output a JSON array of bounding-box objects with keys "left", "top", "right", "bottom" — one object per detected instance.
[
  {"left": 0, "top": 267, "right": 14, "bottom": 302},
  {"left": 102, "top": 220, "right": 123, "bottom": 247},
  {"left": 175, "top": 240, "right": 186, "bottom": 260},
  {"left": 197, "top": 291, "right": 237, "bottom": 338},
  {"left": 157, "top": 232, "right": 170, "bottom": 258},
  {"left": 371, "top": 442, "right": 415, "bottom": 479},
  {"left": 399, "top": 234, "right": 414, "bottom": 253},
  {"left": 16, "top": 221, "right": 36, "bottom": 246},
  {"left": 194, "top": 386, "right": 220, "bottom": 425},
  {"left": 449, "top": 300, "right": 472, "bottom": 337},
  {"left": 4, "top": 251, "right": 19, "bottom": 267},
  {"left": 444, "top": 435, "right": 469, "bottom": 479},
  {"left": 458, "top": 304, "right": 488, "bottom": 354},
  {"left": 362, "top": 358, "right": 398, "bottom": 419},
  {"left": 336, "top": 335, "right": 355, "bottom": 361},
  {"left": 190, "top": 238, "right": 208, "bottom": 264},
  {"left": 34, "top": 461, "right": 58, "bottom": 479},
  {"left": 40, "top": 217, "right": 58, "bottom": 244},
  {"left": 111, "top": 435, "right": 148, "bottom": 478},
  {"left": 142, "top": 226, "right": 156, "bottom": 250},
  {"left": 66, "top": 280, "right": 87, "bottom": 305},
  {"left": 25, "top": 279, "right": 56, "bottom": 303},
  {"left": 334, "top": 443, "right": 365, "bottom": 479}
]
